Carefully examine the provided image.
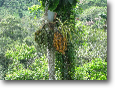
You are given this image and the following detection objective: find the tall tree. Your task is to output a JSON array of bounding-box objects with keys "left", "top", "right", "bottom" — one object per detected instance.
[{"left": 32, "top": 0, "right": 79, "bottom": 80}]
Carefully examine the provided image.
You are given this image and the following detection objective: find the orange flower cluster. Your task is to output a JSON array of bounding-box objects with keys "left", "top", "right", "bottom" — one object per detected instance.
[
  {"left": 53, "top": 31, "right": 67, "bottom": 54},
  {"left": 35, "top": 30, "right": 67, "bottom": 54}
]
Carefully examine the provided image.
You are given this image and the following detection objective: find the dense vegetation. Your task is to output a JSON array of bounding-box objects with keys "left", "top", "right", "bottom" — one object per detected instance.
[{"left": 0, "top": 0, "right": 107, "bottom": 80}]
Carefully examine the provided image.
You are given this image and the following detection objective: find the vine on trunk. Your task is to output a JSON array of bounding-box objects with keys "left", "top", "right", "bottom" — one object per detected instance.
[{"left": 29, "top": 0, "right": 80, "bottom": 80}]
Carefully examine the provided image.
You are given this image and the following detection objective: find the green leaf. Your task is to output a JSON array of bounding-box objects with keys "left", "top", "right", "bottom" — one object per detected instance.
[{"left": 70, "top": 15, "right": 74, "bottom": 19}]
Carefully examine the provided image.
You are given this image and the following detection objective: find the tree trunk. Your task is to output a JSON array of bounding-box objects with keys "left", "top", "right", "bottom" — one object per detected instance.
[
  {"left": 44, "top": 1, "right": 55, "bottom": 80},
  {"left": 46, "top": 26, "right": 55, "bottom": 80},
  {"left": 47, "top": 47, "right": 55, "bottom": 80}
]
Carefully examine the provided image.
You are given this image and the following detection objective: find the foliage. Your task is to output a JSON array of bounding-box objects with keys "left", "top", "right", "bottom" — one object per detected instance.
[
  {"left": 53, "top": 3, "right": 77, "bottom": 79},
  {"left": 5, "top": 68, "right": 36, "bottom": 80},
  {"left": 28, "top": 55, "right": 49, "bottom": 80},
  {"left": 0, "top": 14, "right": 48, "bottom": 79},
  {"left": 0, "top": 0, "right": 39, "bottom": 18},
  {"left": 1, "top": 18, "right": 107, "bottom": 80},
  {"left": 28, "top": 3, "right": 43, "bottom": 18},
  {"left": 0, "top": 0, "right": 107, "bottom": 80},
  {"left": 37, "top": 0, "right": 78, "bottom": 11},
  {"left": 73, "top": 21, "right": 107, "bottom": 66},
  {"left": 5, "top": 57, "right": 49, "bottom": 80},
  {"left": 29, "top": 0, "right": 80, "bottom": 22},
  {"left": 79, "top": 6, "right": 107, "bottom": 21},
  {"left": 0, "top": 17, "right": 106, "bottom": 80},
  {"left": 5, "top": 44, "right": 49, "bottom": 80},
  {"left": 56, "top": 18, "right": 74, "bottom": 41},
  {"left": 35, "top": 29, "right": 48, "bottom": 47},
  {"left": 79, "top": 0, "right": 107, "bottom": 10},
  {"left": 0, "top": 16, "right": 24, "bottom": 41},
  {"left": 0, "top": 15, "right": 38, "bottom": 55},
  {"left": 74, "top": 58, "right": 107, "bottom": 80},
  {"left": 28, "top": 0, "right": 79, "bottom": 49},
  {"left": 72, "top": 21, "right": 88, "bottom": 44},
  {"left": 5, "top": 43, "right": 37, "bottom": 61},
  {"left": 55, "top": 41, "right": 76, "bottom": 80},
  {"left": 77, "top": 0, "right": 107, "bottom": 30},
  {"left": 54, "top": 0, "right": 79, "bottom": 22},
  {"left": 0, "top": 16, "right": 25, "bottom": 79}
]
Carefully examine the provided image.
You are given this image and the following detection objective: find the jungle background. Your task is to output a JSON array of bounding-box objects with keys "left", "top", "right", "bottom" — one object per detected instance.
[{"left": 0, "top": 0, "right": 107, "bottom": 80}]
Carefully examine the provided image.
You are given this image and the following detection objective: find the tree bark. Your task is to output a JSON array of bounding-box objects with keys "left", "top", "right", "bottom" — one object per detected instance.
[
  {"left": 47, "top": 47, "right": 55, "bottom": 80},
  {"left": 44, "top": 1, "right": 55, "bottom": 80}
]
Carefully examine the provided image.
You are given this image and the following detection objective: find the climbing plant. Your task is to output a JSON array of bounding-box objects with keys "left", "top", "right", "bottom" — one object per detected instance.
[{"left": 28, "top": 0, "right": 80, "bottom": 80}]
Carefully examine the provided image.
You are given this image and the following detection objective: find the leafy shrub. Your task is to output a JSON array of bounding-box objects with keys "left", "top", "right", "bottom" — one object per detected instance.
[
  {"left": 5, "top": 68, "right": 36, "bottom": 80},
  {"left": 79, "top": 6, "right": 107, "bottom": 22},
  {"left": 79, "top": 0, "right": 107, "bottom": 10},
  {"left": 74, "top": 58, "right": 107, "bottom": 80},
  {"left": 5, "top": 56, "right": 49, "bottom": 80},
  {"left": 23, "top": 35, "right": 35, "bottom": 46},
  {"left": 5, "top": 43, "right": 37, "bottom": 61},
  {"left": 5, "top": 43, "right": 37, "bottom": 69},
  {"left": 5, "top": 43, "right": 49, "bottom": 80},
  {"left": 74, "top": 21, "right": 107, "bottom": 66},
  {"left": 0, "top": 16, "right": 24, "bottom": 41},
  {"left": 29, "top": 55, "right": 49, "bottom": 80}
]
